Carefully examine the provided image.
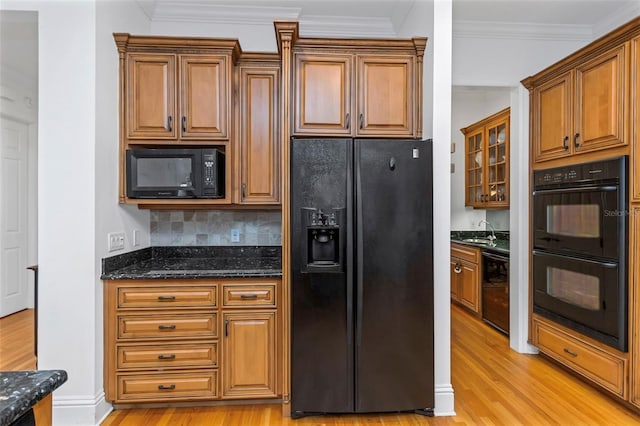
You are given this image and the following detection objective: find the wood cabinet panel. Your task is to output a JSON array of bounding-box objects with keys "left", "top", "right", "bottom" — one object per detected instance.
[
  {"left": 222, "top": 284, "right": 276, "bottom": 308},
  {"left": 528, "top": 43, "right": 628, "bottom": 166},
  {"left": 238, "top": 66, "right": 280, "bottom": 204},
  {"left": 451, "top": 243, "right": 481, "bottom": 315},
  {"left": 118, "top": 286, "right": 217, "bottom": 309},
  {"left": 534, "top": 73, "right": 572, "bottom": 161},
  {"left": 633, "top": 37, "right": 640, "bottom": 202},
  {"left": 117, "top": 342, "right": 217, "bottom": 369},
  {"left": 180, "top": 56, "right": 228, "bottom": 139},
  {"left": 574, "top": 45, "right": 626, "bottom": 153},
  {"left": 293, "top": 53, "right": 352, "bottom": 135},
  {"left": 117, "top": 371, "right": 218, "bottom": 401},
  {"left": 117, "top": 313, "right": 217, "bottom": 339},
  {"left": 127, "top": 54, "right": 176, "bottom": 139},
  {"left": 222, "top": 312, "right": 276, "bottom": 398},
  {"left": 533, "top": 317, "right": 626, "bottom": 398},
  {"left": 357, "top": 56, "right": 413, "bottom": 136}
]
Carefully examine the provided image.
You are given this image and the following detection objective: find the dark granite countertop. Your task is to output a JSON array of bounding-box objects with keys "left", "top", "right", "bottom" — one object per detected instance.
[
  {"left": 101, "top": 246, "right": 282, "bottom": 280},
  {"left": 0, "top": 370, "right": 67, "bottom": 426},
  {"left": 451, "top": 231, "right": 510, "bottom": 256}
]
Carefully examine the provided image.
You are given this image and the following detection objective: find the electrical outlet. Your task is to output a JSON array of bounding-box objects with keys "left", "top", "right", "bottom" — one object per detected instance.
[
  {"left": 108, "top": 232, "right": 125, "bottom": 252},
  {"left": 230, "top": 228, "right": 240, "bottom": 243},
  {"left": 132, "top": 229, "right": 140, "bottom": 247}
]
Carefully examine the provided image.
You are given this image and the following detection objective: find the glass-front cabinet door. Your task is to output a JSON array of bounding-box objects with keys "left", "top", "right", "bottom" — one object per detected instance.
[
  {"left": 485, "top": 117, "right": 509, "bottom": 207},
  {"left": 465, "top": 130, "right": 483, "bottom": 207},
  {"left": 461, "top": 107, "right": 510, "bottom": 209}
]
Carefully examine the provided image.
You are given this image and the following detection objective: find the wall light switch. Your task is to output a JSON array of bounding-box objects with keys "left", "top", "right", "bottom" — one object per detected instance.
[
  {"left": 231, "top": 228, "right": 240, "bottom": 243},
  {"left": 108, "top": 232, "right": 125, "bottom": 252}
]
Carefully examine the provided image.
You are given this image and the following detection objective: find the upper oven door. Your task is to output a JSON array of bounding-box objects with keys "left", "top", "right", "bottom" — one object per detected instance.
[{"left": 532, "top": 183, "right": 622, "bottom": 259}]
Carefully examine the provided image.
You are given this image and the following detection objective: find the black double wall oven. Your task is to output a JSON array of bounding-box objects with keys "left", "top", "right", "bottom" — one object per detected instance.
[{"left": 532, "top": 156, "right": 628, "bottom": 351}]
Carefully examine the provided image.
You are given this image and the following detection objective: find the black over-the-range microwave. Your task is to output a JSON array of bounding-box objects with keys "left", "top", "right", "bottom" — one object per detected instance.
[{"left": 126, "top": 148, "right": 225, "bottom": 199}]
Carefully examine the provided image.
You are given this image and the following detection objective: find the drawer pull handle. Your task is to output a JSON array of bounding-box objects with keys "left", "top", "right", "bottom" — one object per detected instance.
[
  {"left": 158, "top": 384, "right": 176, "bottom": 391},
  {"left": 158, "top": 324, "right": 176, "bottom": 330},
  {"left": 158, "top": 354, "right": 176, "bottom": 360},
  {"left": 563, "top": 348, "right": 578, "bottom": 357},
  {"left": 158, "top": 296, "right": 176, "bottom": 302},
  {"left": 240, "top": 294, "right": 259, "bottom": 299}
]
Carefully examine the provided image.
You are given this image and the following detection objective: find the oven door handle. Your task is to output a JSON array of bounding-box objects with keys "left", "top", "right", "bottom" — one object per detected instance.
[
  {"left": 533, "top": 185, "right": 617, "bottom": 195},
  {"left": 532, "top": 249, "right": 618, "bottom": 268}
]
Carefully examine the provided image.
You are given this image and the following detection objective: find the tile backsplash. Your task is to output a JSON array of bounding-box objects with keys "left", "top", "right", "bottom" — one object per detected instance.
[{"left": 150, "top": 210, "right": 282, "bottom": 246}]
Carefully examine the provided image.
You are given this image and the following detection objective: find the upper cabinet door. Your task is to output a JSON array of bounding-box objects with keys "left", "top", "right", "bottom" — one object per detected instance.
[
  {"left": 532, "top": 72, "right": 572, "bottom": 162},
  {"left": 180, "top": 55, "right": 229, "bottom": 139},
  {"left": 574, "top": 44, "right": 627, "bottom": 153},
  {"left": 464, "top": 129, "right": 484, "bottom": 208},
  {"left": 356, "top": 55, "right": 414, "bottom": 137},
  {"left": 238, "top": 66, "right": 280, "bottom": 205},
  {"left": 127, "top": 53, "right": 177, "bottom": 139},
  {"left": 293, "top": 53, "right": 353, "bottom": 135}
]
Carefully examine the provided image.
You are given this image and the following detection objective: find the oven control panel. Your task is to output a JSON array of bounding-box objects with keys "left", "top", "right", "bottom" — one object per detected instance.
[{"left": 534, "top": 156, "right": 626, "bottom": 188}]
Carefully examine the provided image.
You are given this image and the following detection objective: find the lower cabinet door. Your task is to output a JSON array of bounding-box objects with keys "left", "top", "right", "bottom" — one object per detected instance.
[{"left": 222, "top": 311, "right": 276, "bottom": 398}]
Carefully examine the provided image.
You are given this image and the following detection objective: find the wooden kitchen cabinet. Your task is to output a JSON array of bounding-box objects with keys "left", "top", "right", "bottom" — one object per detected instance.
[
  {"left": 461, "top": 108, "right": 510, "bottom": 209},
  {"left": 222, "top": 312, "right": 277, "bottom": 398},
  {"left": 450, "top": 243, "right": 481, "bottom": 315},
  {"left": 356, "top": 55, "right": 413, "bottom": 136},
  {"left": 236, "top": 60, "right": 280, "bottom": 204},
  {"left": 633, "top": 36, "right": 640, "bottom": 202},
  {"left": 104, "top": 278, "right": 281, "bottom": 404},
  {"left": 527, "top": 43, "right": 628, "bottom": 165},
  {"left": 126, "top": 54, "right": 177, "bottom": 139},
  {"left": 291, "top": 38, "right": 426, "bottom": 138},
  {"left": 126, "top": 53, "right": 229, "bottom": 142},
  {"left": 293, "top": 53, "right": 352, "bottom": 135}
]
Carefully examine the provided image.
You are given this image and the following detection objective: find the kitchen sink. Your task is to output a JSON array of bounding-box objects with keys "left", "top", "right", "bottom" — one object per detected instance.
[{"left": 462, "top": 238, "right": 494, "bottom": 245}]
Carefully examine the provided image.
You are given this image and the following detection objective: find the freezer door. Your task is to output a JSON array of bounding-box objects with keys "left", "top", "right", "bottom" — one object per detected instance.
[
  {"left": 354, "top": 139, "right": 434, "bottom": 413},
  {"left": 290, "top": 138, "right": 354, "bottom": 414}
]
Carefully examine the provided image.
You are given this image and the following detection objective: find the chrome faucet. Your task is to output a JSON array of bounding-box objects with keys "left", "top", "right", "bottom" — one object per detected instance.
[{"left": 479, "top": 219, "right": 497, "bottom": 243}]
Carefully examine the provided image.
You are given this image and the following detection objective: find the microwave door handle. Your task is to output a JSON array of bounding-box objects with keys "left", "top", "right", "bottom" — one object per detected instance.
[{"left": 533, "top": 185, "right": 618, "bottom": 195}]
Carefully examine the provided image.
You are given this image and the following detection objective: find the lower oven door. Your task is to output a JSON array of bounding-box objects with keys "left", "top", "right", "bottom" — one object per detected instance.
[{"left": 532, "top": 250, "right": 626, "bottom": 351}]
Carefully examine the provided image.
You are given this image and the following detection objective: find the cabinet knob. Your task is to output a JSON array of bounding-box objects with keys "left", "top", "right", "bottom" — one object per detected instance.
[
  {"left": 454, "top": 264, "right": 462, "bottom": 274},
  {"left": 562, "top": 136, "right": 569, "bottom": 150},
  {"left": 573, "top": 133, "right": 580, "bottom": 149}
]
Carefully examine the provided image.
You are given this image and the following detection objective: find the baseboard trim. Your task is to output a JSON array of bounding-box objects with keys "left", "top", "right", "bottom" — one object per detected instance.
[
  {"left": 54, "top": 391, "right": 113, "bottom": 426},
  {"left": 434, "top": 383, "right": 455, "bottom": 416}
]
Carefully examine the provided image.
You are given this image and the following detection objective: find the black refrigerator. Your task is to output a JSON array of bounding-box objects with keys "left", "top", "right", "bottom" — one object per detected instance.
[{"left": 290, "top": 138, "right": 434, "bottom": 417}]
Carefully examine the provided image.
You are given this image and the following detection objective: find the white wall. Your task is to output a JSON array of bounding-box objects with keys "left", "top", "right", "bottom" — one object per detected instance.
[
  {"left": 450, "top": 87, "right": 510, "bottom": 231},
  {"left": 1, "top": 1, "right": 150, "bottom": 424}
]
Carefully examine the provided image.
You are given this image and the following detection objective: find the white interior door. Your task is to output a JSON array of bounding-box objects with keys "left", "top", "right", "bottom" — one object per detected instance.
[{"left": 0, "top": 117, "right": 29, "bottom": 317}]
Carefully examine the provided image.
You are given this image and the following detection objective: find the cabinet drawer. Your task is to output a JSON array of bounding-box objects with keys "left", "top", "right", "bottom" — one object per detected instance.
[
  {"left": 117, "top": 286, "right": 217, "bottom": 309},
  {"left": 533, "top": 318, "right": 626, "bottom": 397},
  {"left": 117, "top": 371, "right": 218, "bottom": 401},
  {"left": 222, "top": 284, "right": 276, "bottom": 308},
  {"left": 118, "top": 313, "right": 217, "bottom": 339},
  {"left": 451, "top": 243, "right": 481, "bottom": 264},
  {"left": 117, "top": 342, "right": 217, "bottom": 369}
]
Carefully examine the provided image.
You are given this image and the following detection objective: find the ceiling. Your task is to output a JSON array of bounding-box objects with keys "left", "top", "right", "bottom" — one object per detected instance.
[{"left": 1, "top": 1, "right": 638, "bottom": 85}]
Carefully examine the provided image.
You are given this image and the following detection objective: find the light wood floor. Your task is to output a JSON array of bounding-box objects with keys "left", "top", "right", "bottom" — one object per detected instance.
[
  {"left": 101, "top": 305, "right": 640, "bottom": 425},
  {"left": 0, "top": 308, "right": 36, "bottom": 370}
]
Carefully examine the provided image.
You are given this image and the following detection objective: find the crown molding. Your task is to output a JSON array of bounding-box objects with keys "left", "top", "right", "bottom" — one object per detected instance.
[
  {"left": 149, "top": 2, "right": 301, "bottom": 24},
  {"left": 453, "top": 20, "right": 593, "bottom": 42},
  {"left": 300, "top": 15, "right": 397, "bottom": 38}
]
